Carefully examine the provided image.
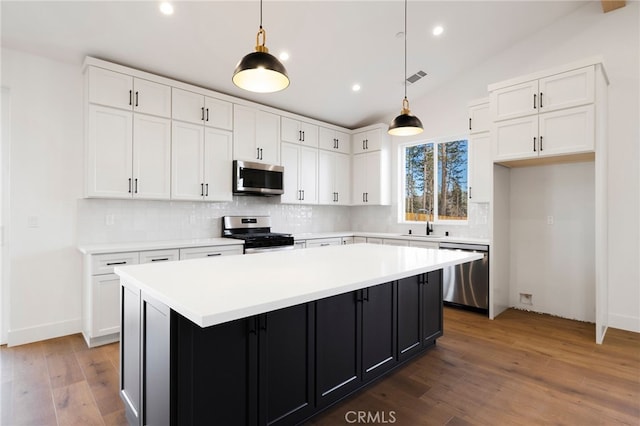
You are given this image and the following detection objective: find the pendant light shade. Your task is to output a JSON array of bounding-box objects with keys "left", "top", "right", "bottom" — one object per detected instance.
[
  {"left": 388, "top": 0, "right": 423, "bottom": 136},
  {"left": 233, "top": 2, "right": 289, "bottom": 93}
]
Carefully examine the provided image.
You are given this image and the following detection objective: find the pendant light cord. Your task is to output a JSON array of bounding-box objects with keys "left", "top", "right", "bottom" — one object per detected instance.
[
  {"left": 403, "top": 0, "right": 407, "bottom": 100},
  {"left": 260, "top": 0, "right": 263, "bottom": 30}
]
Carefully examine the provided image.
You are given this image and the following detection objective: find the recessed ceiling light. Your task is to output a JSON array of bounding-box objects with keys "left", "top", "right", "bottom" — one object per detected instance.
[
  {"left": 279, "top": 52, "right": 290, "bottom": 61},
  {"left": 352, "top": 84, "right": 361, "bottom": 92},
  {"left": 432, "top": 25, "right": 444, "bottom": 36},
  {"left": 159, "top": 2, "right": 174, "bottom": 15}
]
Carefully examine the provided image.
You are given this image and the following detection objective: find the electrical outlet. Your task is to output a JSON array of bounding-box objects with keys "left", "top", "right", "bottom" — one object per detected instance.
[
  {"left": 520, "top": 293, "right": 533, "bottom": 305},
  {"left": 105, "top": 214, "right": 115, "bottom": 226},
  {"left": 547, "top": 215, "right": 554, "bottom": 225},
  {"left": 27, "top": 216, "right": 39, "bottom": 228}
]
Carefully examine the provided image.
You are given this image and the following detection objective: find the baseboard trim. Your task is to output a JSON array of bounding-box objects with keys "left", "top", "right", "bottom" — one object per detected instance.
[
  {"left": 608, "top": 313, "right": 640, "bottom": 333},
  {"left": 7, "top": 318, "right": 82, "bottom": 347}
]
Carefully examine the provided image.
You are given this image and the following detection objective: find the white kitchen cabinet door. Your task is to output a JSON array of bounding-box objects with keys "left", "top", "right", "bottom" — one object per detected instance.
[
  {"left": 178, "top": 245, "right": 243, "bottom": 259},
  {"left": 334, "top": 152, "right": 351, "bottom": 205},
  {"left": 299, "top": 146, "right": 318, "bottom": 204},
  {"left": 319, "top": 127, "right": 350, "bottom": 154},
  {"left": 538, "top": 105, "right": 594, "bottom": 157},
  {"left": 468, "top": 102, "right": 490, "bottom": 134},
  {"left": 139, "top": 249, "right": 180, "bottom": 264},
  {"left": 492, "top": 115, "right": 538, "bottom": 162},
  {"left": 382, "top": 239, "right": 409, "bottom": 247},
  {"left": 538, "top": 67, "right": 594, "bottom": 113},
  {"left": 318, "top": 150, "right": 335, "bottom": 205},
  {"left": 203, "top": 127, "right": 233, "bottom": 201},
  {"left": 257, "top": 111, "right": 281, "bottom": 164},
  {"left": 409, "top": 240, "right": 439, "bottom": 249},
  {"left": 204, "top": 97, "right": 233, "bottom": 130},
  {"left": 353, "top": 237, "right": 367, "bottom": 244},
  {"left": 352, "top": 128, "right": 382, "bottom": 153},
  {"left": 172, "top": 88, "right": 205, "bottom": 125},
  {"left": 87, "top": 105, "right": 133, "bottom": 198},
  {"left": 306, "top": 238, "right": 341, "bottom": 248},
  {"left": 234, "top": 106, "right": 280, "bottom": 164},
  {"left": 352, "top": 154, "right": 368, "bottom": 205},
  {"left": 92, "top": 274, "right": 121, "bottom": 337},
  {"left": 133, "top": 114, "right": 171, "bottom": 200},
  {"left": 282, "top": 117, "right": 318, "bottom": 147},
  {"left": 341, "top": 237, "right": 354, "bottom": 245},
  {"left": 133, "top": 78, "right": 171, "bottom": 118},
  {"left": 88, "top": 67, "right": 133, "bottom": 110},
  {"left": 490, "top": 80, "right": 538, "bottom": 122},
  {"left": 468, "top": 133, "right": 491, "bottom": 203},
  {"left": 171, "top": 121, "right": 205, "bottom": 200},
  {"left": 364, "top": 151, "right": 382, "bottom": 204},
  {"left": 281, "top": 143, "right": 300, "bottom": 204}
]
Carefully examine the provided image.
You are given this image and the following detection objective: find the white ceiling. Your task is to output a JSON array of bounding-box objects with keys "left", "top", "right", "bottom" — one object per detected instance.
[{"left": 1, "top": 1, "right": 589, "bottom": 129}]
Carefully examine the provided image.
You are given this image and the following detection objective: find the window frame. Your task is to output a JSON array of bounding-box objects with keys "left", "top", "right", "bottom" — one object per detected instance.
[{"left": 398, "top": 134, "right": 469, "bottom": 226}]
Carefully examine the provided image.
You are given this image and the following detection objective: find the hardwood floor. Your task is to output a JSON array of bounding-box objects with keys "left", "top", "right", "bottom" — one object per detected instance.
[{"left": 1, "top": 308, "right": 638, "bottom": 425}]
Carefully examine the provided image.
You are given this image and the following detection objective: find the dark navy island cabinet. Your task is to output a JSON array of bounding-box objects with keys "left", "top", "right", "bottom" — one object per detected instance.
[{"left": 120, "top": 270, "right": 443, "bottom": 426}]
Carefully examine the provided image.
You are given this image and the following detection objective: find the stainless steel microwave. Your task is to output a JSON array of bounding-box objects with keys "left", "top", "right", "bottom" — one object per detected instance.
[{"left": 233, "top": 160, "right": 284, "bottom": 196}]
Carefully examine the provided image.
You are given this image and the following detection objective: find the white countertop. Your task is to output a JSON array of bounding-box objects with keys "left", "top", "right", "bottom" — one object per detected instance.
[
  {"left": 115, "top": 244, "right": 482, "bottom": 328},
  {"left": 294, "top": 231, "right": 490, "bottom": 245},
  {"left": 77, "top": 238, "right": 243, "bottom": 255}
]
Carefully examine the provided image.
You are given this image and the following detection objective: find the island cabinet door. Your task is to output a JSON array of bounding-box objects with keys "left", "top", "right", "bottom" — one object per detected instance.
[
  {"left": 315, "top": 291, "right": 362, "bottom": 409},
  {"left": 258, "top": 303, "right": 315, "bottom": 426},
  {"left": 173, "top": 315, "right": 259, "bottom": 426},
  {"left": 422, "top": 270, "right": 444, "bottom": 346},
  {"left": 361, "top": 282, "right": 397, "bottom": 382},
  {"left": 397, "top": 275, "right": 423, "bottom": 362}
]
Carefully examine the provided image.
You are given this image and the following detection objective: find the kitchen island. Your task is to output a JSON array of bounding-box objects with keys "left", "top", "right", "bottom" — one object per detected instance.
[{"left": 115, "top": 243, "right": 482, "bottom": 426}]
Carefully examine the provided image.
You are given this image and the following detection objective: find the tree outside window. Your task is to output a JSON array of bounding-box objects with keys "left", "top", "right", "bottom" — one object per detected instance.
[{"left": 402, "top": 139, "right": 468, "bottom": 223}]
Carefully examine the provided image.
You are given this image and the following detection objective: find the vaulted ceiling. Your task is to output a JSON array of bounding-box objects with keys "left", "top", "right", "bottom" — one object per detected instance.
[{"left": 1, "top": 1, "right": 590, "bottom": 128}]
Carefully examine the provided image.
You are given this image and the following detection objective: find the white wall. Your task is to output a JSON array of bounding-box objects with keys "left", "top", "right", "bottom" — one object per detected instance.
[
  {"left": 369, "top": 2, "right": 638, "bottom": 331},
  {"left": 1, "top": 48, "right": 84, "bottom": 345},
  {"left": 509, "top": 162, "right": 596, "bottom": 322}
]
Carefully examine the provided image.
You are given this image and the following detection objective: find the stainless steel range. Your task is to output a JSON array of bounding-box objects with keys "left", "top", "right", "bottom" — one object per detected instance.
[{"left": 222, "top": 216, "right": 294, "bottom": 254}]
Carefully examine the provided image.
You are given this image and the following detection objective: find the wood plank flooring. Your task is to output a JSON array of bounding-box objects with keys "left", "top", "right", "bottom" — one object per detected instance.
[{"left": 0, "top": 308, "right": 638, "bottom": 425}]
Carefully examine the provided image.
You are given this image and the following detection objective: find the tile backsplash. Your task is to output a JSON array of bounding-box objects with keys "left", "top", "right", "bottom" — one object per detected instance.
[{"left": 77, "top": 198, "right": 489, "bottom": 244}]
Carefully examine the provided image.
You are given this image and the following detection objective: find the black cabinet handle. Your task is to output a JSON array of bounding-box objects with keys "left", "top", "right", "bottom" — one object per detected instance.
[
  {"left": 469, "top": 118, "right": 472, "bottom": 131},
  {"left": 336, "top": 139, "right": 339, "bottom": 149},
  {"left": 362, "top": 193, "right": 365, "bottom": 202},
  {"left": 259, "top": 314, "right": 267, "bottom": 331},
  {"left": 298, "top": 130, "right": 302, "bottom": 141},
  {"left": 259, "top": 148, "right": 263, "bottom": 160},
  {"left": 201, "top": 107, "right": 205, "bottom": 121},
  {"left": 365, "top": 139, "right": 369, "bottom": 150},
  {"left": 533, "top": 137, "right": 537, "bottom": 152},
  {"left": 129, "top": 90, "right": 132, "bottom": 106},
  {"left": 301, "top": 189, "right": 305, "bottom": 200},
  {"left": 151, "top": 258, "right": 169, "bottom": 262},
  {"left": 128, "top": 178, "right": 132, "bottom": 193},
  {"left": 469, "top": 186, "right": 472, "bottom": 199},
  {"left": 135, "top": 91, "right": 139, "bottom": 107},
  {"left": 201, "top": 183, "right": 204, "bottom": 196},
  {"left": 533, "top": 93, "right": 537, "bottom": 109},
  {"left": 248, "top": 317, "right": 257, "bottom": 335},
  {"left": 106, "top": 261, "right": 127, "bottom": 266},
  {"left": 205, "top": 183, "right": 209, "bottom": 197},
  {"left": 207, "top": 253, "right": 222, "bottom": 257},
  {"left": 302, "top": 131, "right": 305, "bottom": 142},
  {"left": 362, "top": 140, "right": 365, "bottom": 150},
  {"left": 539, "top": 92, "right": 543, "bottom": 108},
  {"left": 134, "top": 178, "right": 138, "bottom": 194},
  {"left": 206, "top": 108, "right": 209, "bottom": 122},
  {"left": 257, "top": 147, "right": 260, "bottom": 160},
  {"left": 363, "top": 288, "right": 369, "bottom": 301},
  {"left": 540, "top": 136, "right": 543, "bottom": 151},
  {"left": 365, "top": 192, "right": 369, "bottom": 203}
]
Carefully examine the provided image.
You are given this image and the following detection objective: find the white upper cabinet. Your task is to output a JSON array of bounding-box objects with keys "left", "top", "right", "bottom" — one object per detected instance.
[
  {"left": 233, "top": 105, "right": 280, "bottom": 164},
  {"left": 171, "top": 121, "right": 232, "bottom": 201},
  {"left": 281, "top": 117, "right": 319, "bottom": 148},
  {"left": 88, "top": 67, "right": 171, "bottom": 117},
  {"left": 132, "top": 114, "right": 172, "bottom": 199},
  {"left": 352, "top": 128, "right": 383, "bottom": 154},
  {"left": 468, "top": 100, "right": 491, "bottom": 134},
  {"left": 319, "top": 127, "right": 351, "bottom": 154},
  {"left": 491, "top": 66, "right": 595, "bottom": 122},
  {"left": 172, "top": 88, "right": 232, "bottom": 130},
  {"left": 319, "top": 150, "right": 350, "bottom": 205},
  {"left": 468, "top": 133, "right": 491, "bottom": 203},
  {"left": 490, "top": 63, "right": 602, "bottom": 163},
  {"left": 352, "top": 151, "right": 387, "bottom": 205},
  {"left": 281, "top": 143, "right": 318, "bottom": 205}
]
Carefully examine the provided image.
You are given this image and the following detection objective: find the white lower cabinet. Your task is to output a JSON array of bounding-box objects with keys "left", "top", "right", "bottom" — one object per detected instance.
[
  {"left": 306, "top": 238, "right": 342, "bottom": 248},
  {"left": 341, "top": 237, "right": 354, "bottom": 245},
  {"left": 366, "top": 238, "right": 383, "bottom": 245},
  {"left": 82, "top": 244, "right": 242, "bottom": 347},
  {"left": 294, "top": 241, "right": 307, "bottom": 250},
  {"left": 409, "top": 241, "right": 439, "bottom": 249},
  {"left": 382, "top": 239, "right": 410, "bottom": 247},
  {"left": 179, "top": 245, "right": 243, "bottom": 259},
  {"left": 353, "top": 237, "right": 367, "bottom": 244}
]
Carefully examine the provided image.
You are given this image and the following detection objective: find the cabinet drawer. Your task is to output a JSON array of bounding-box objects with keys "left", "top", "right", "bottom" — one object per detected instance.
[
  {"left": 92, "top": 252, "right": 140, "bottom": 275},
  {"left": 306, "top": 238, "right": 342, "bottom": 248},
  {"left": 382, "top": 239, "right": 410, "bottom": 247},
  {"left": 139, "top": 249, "right": 180, "bottom": 264},
  {"left": 179, "top": 245, "right": 243, "bottom": 260},
  {"left": 409, "top": 241, "right": 439, "bottom": 249},
  {"left": 366, "top": 238, "right": 383, "bottom": 245}
]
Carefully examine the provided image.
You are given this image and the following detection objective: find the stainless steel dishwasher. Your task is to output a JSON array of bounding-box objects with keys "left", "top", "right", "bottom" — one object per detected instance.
[{"left": 439, "top": 242, "right": 489, "bottom": 315}]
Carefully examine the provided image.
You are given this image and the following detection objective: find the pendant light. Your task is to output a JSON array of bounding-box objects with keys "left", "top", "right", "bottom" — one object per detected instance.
[
  {"left": 388, "top": 0, "right": 424, "bottom": 136},
  {"left": 232, "top": 0, "right": 290, "bottom": 93}
]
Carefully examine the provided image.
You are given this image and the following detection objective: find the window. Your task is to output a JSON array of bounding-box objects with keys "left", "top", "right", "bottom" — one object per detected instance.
[{"left": 401, "top": 137, "right": 468, "bottom": 223}]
